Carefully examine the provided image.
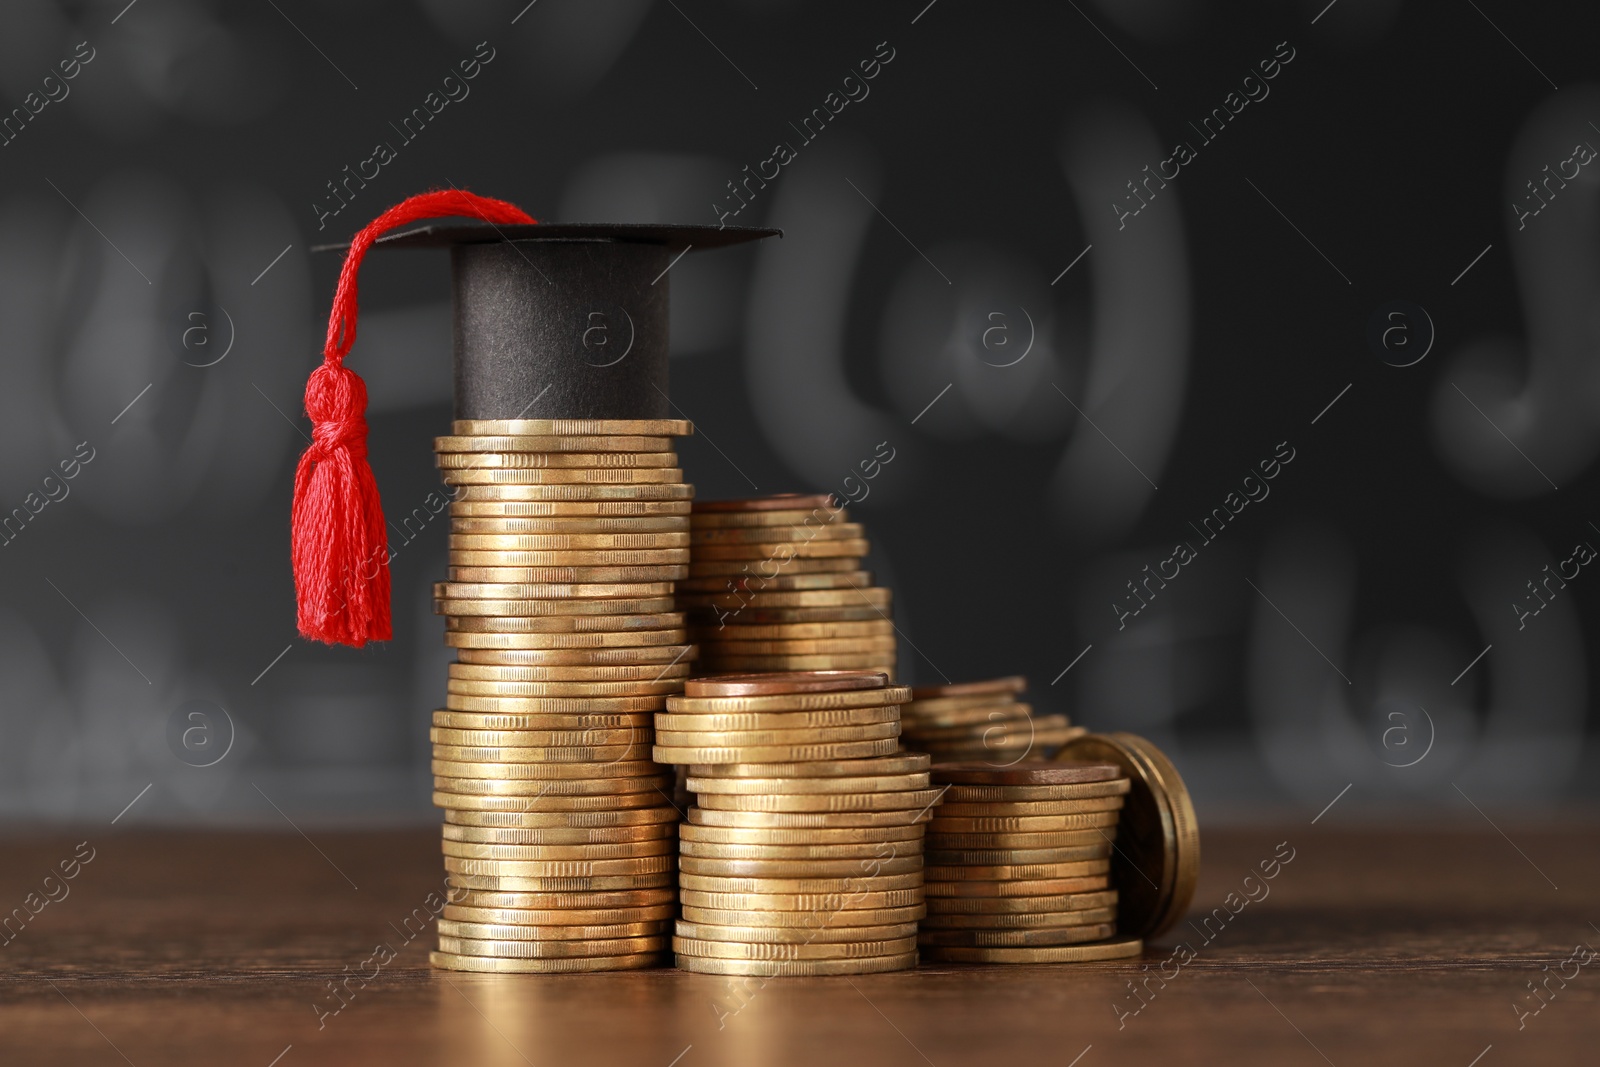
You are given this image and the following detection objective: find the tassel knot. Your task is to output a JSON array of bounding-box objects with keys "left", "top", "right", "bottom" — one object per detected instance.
[{"left": 305, "top": 364, "right": 369, "bottom": 461}]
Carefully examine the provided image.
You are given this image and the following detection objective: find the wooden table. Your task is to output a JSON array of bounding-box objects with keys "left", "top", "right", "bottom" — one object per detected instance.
[{"left": 3, "top": 824, "right": 1595, "bottom": 1065}]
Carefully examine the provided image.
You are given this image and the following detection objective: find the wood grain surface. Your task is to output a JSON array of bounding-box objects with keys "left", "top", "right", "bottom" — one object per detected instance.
[{"left": 1, "top": 823, "right": 1595, "bottom": 1065}]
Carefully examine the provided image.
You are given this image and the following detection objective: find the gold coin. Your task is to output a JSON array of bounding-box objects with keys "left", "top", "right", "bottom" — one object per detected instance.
[
  {"left": 678, "top": 823, "right": 923, "bottom": 845},
  {"left": 441, "top": 467, "right": 685, "bottom": 485},
  {"left": 444, "top": 695, "right": 667, "bottom": 714},
  {"left": 932, "top": 798, "right": 1125, "bottom": 817},
  {"left": 687, "top": 557, "right": 864, "bottom": 576},
  {"left": 924, "top": 829, "right": 1114, "bottom": 849},
  {"left": 442, "top": 839, "right": 675, "bottom": 861},
  {"left": 437, "top": 598, "right": 679, "bottom": 619},
  {"left": 432, "top": 744, "right": 653, "bottom": 765},
  {"left": 437, "top": 933, "right": 670, "bottom": 958},
  {"left": 445, "top": 679, "right": 683, "bottom": 697},
  {"left": 919, "top": 937, "right": 1143, "bottom": 964},
  {"left": 429, "top": 950, "right": 664, "bottom": 973},
  {"left": 442, "top": 822, "right": 676, "bottom": 844},
  {"left": 433, "top": 775, "right": 673, "bottom": 797},
  {"left": 654, "top": 708, "right": 899, "bottom": 732},
  {"left": 679, "top": 855, "right": 921, "bottom": 878},
  {"left": 678, "top": 888, "right": 924, "bottom": 911},
  {"left": 449, "top": 419, "right": 693, "bottom": 437},
  {"left": 692, "top": 635, "right": 896, "bottom": 654},
  {"left": 902, "top": 705, "right": 1029, "bottom": 730},
  {"left": 690, "top": 808, "right": 932, "bottom": 829},
  {"left": 689, "top": 606, "right": 887, "bottom": 624},
  {"left": 919, "top": 908, "right": 1119, "bottom": 930},
  {"left": 450, "top": 531, "right": 690, "bottom": 550},
  {"left": 449, "top": 499, "right": 690, "bottom": 516},
  {"left": 1054, "top": 732, "right": 1198, "bottom": 940},
  {"left": 688, "top": 523, "right": 865, "bottom": 545},
  {"left": 699, "top": 654, "right": 895, "bottom": 672},
  {"left": 447, "top": 662, "right": 690, "bottom": 682},
  {"left": 656, "top": 723, "right": 899, "bottom": 746},
  {"left": 941, "top": 780, "right": 1132, "bottom": 802},
  {"left": 677, "top": 872, "right": 923, "bottom": 893},
  {"left": 435, "top": 581, "right": 675, "bottom": 600},
  {"left": 917, "top": 923, "right": 1117, "bottom": 948},
  {"left": 453, "top": 483, "right": 694, "bottom": 502},
  {"left": 437, "top": 919, "right": 670, "bottom": 941},
  {"left": 448, "top": 550, "right": 689, "bottom": 567},
  {"left": 681, "top": 905, "right": 925, "bottom": 928},
  {"left": 447, "top": 873, "right": 674, "bottom": 892},
  {"left": 443, "top": 904, "right": 677, "bottom": 925},
  {"left": 444, "top": 851, "right": 675, "bottom": 876},
  {"left": 679, "top": 839, "right": 922, "bottom": 861},
  {"left": 450, "top": 515, "right": 685, "bottom": 534},
  {"left": 924, "top": 845, "right": 1111, "bottom": 865},
  {"left": 446, "top": 887, "right": 675, "bottom": 910},
  {"left": 665, "top": 687, "right": 909, "bottom": 714},
  {"left": 923, "top": 876, "right": 1111, "bottom": 898},
  {"left": 434, "top": 434, "right": 675, "bottom": 453},
  {"left": 673, "top": 952, "right": 916, "bottom": 976},
  {"left": 440, "top": 468, "right": 684, "bottom": 488},
  {"left": 674, "top": 919, "right": 918, "bottom": 944},
  {"left": 433, "top": 710, "right": 654, "bottom": 730},
  {"left": 686, "top": 773, "right": 930, "bottom": 796},
  {"left": 442, "top": 809, "right": 675, "bottom": 831},
  {"left": 928, "top": 812, "right": 1120, "bottom": 832},
  {"left": 693, "top": 788, "right": 943, "bottom": 814},
  {"left": 689, "top": 754, "right": 929, "bottom": 778},
  {"left": 676, "top": 572, "right": 873, "bottom": 594},
  {"left": 432, "top": 759, "right": 665, "bottom": 780},
  {"left": 690, "top": 539, "right": 870, "bottom": 561},
  {"left": 446, "top": 612, "right": 685, "bottom": 633},
  {"left": 432, "top": 726, "right": 645, "bottom": 747},
  {"left": 911, "top": 677, "right": 1028, "bottom": 701},
  {"left": 689, "top": 506, "right": 847, "bottom": 528},
  {"left": 653, "top": 738, "right": 901, "bottom": 764},
  {"left": 437, "top": 451, "right": 680, "bottom": 470},
  {"left": 926, "top": 859, "right": 1110, "bottom": 881},
  {"left": 915, "top": 889, "right": 1119, "bottom": 914},
  {"left": 673, "top": 935, "right": 917, "bottom": 961},
  {"left": 688, "top": 619, "right": 893, "bottom": 639},
  {"left": 444, "top": 628, "right": 687, "bottom": 649},
  {"left": 677, "top": 588, "right": 888, "bottom": 609},
  {"left": 453, "top": 646, "right": 694, "bottom": 667},
  {"left": 434, "top": 791, "right": 672, "bottom": 813},
  {"left": 906, "top": 694, "right": 1024, "bottom": 716}
]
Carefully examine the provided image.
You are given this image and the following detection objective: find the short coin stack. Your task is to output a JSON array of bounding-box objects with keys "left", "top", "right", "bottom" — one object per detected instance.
[
  {"left": 682, "top": 494, "right": 896, "bottom": 679},
  {"left": 919, "top": 761, "right": 1143, "bottom": 963},
  {"left": 900, "top": 677, "right": 1084, "bottom": 761},
  {"left": 655, "top": 671, "right": 940, "bottom": 976},
  {"left": 427, "top": 418, "right": 697, "bottom": 973}
]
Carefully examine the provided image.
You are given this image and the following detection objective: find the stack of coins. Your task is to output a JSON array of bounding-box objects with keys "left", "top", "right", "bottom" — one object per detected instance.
[
  {"left": 426, "top": 418, "right": 696, "bottom": 974},
  {"left": 654, "top": 671, "right": 940, "bottom": 976},
  {"left": 681, "top": 494, "right": 896, "bottom": 679},
  {"left": 900, "top": 677, "right": 1084, "bottom": 761},
  {"left": 919, "top": 762, "right": 1144, "bottom": 964}
]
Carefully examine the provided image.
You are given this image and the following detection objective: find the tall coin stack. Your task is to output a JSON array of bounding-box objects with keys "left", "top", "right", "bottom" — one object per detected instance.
[
  {"left": 681, "top": 494, "right": 896, "bottom": 679},
  {"left": 900, "top": 677, "right": 1085, "bottom": 761},
  {"left": 654, "top": 671, "right": 940, "bottom": 976},
  {"left": 919, "top": 762, "right": 1144, "bottom": 963},
  {"left": 426, "top": 418, "right": 697, "bottom": 974}
]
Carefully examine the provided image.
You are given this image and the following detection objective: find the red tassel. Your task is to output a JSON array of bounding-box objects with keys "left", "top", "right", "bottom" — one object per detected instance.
[{"left": 292, "top": 190, "right": 536, "bottom": 646}]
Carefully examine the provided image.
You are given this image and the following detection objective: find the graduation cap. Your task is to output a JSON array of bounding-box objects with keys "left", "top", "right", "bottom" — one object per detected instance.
[{"left": 293, "top": 189, "right": 777, "bottom": 648}]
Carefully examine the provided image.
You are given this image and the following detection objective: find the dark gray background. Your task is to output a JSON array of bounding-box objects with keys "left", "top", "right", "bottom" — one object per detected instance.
[{"left": 0, "top": 0, "right": 1595, "bottom": 826}]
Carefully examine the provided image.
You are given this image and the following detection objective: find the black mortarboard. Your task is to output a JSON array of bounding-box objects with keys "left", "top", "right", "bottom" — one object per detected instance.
[{"left": 295, "top": 190, "right": 777, "bottom": 647}]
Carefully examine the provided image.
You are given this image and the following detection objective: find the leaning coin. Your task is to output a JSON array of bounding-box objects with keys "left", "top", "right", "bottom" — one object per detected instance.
[
  {"left": 919, "top": 937, "right": 1143, "bottom": 964},
  {"left": 672, "top": 952, "right": 917, "bottom": 976},
  {"left": 429, "top": 950, "right": 663, "bottom": 973}
]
